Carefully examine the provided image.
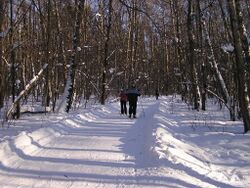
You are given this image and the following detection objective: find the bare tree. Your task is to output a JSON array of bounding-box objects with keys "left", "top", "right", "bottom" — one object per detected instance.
[
  {"left": 65, "top": 0, "right": 85, "bottom": 112},
  {"left": 187, "top": 0, "right": 201, "bottom": 110},
  {"left": 1, "top": 0, "right": 250, "bottom": 133},
  {"left": 100, "top": 0, "right": 113, "bottom": 105},
  {"left": 227, "top": 0, "right": 250, "bottom": 132},
  {"left": 0, "top": 0, "right": 5, "bottom": 109}
]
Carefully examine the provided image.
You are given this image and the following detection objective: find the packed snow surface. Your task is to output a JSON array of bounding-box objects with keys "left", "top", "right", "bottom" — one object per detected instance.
[{"left": 0, "top": 96, "right": 249, "bottom": 188}]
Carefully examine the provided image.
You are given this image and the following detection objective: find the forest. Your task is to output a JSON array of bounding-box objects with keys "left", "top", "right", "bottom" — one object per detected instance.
[{"left": 0, "top": 0, "right": 250, "bottom": 132}]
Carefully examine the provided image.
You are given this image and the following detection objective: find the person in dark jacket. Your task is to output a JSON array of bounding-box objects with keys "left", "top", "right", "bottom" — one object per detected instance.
[
  {"left": 155, "top": 89, "right": 159, "bottom": 100},
  {"left": 126, "top": 85, "right": 140, "bottom": 118},
  {"left": 119, "top": 89, "right": 127, "bottom": 115}
]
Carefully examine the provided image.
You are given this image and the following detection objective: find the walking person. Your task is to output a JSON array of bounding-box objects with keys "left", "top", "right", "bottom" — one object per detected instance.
[
  {"left": 119, "top": 89, "right": 127, "bottom": 115},
  {"left": 126, "top": 85, "right": 141, "bottom": 118},
  {"left": 155, "top": 89, "right": 159, "bottom": 100}
]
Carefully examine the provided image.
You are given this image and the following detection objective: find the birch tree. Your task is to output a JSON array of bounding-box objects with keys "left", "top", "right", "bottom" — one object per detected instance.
[
  {"left": 202, "top": 15, "right": 236, "bottom": 120},
  {"left": 9, "top": 0, "right": 21, "bottom": 118},
  {"left": 65, "top": 0, "right": 85, "bottom": 112}
]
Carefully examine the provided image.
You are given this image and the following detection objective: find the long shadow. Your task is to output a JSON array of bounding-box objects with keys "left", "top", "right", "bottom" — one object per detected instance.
[
  {"left": 22, "top": 112, "right": 134, "bottom": 154},
  {"left": 0, "top": 101, "right": 201, "bottom": 187},
  {"left": 28, "top": 135, "right": 122, "bottom": 153},
  {"left": 0, "top": 162, "right": 198, "bottom": 188},
  {"left": 2, "top": 99, "right": 242, "bottom": 187},
  {"left": 157, "top": 105, "right": 244, "bottom": 188},
  {"left": 0, "top": 103, "right": 199, "bottom": 187},
  {"left": 8, "top": 114, "right": 136, "bottom": 168},
  {"left": 58, "top": 125, "right": 128, "bottom": 136},
  {"left": 49, "top": 119, "right": 130, "bottom": 138},
  {"left": 9, "top": 138, "right": 134, "bottom": 168},
  {"left": 156, "top": 108, "right": 250, "bottom": 168},
  {"left": 159, "top": 157, "right": 241, "bottom": 188},
  {"left": 119, "top": 102, "right": 161, "bottom": 167},
  {"left": 119, "top": 101, "right": 240, "bottom": 188}
]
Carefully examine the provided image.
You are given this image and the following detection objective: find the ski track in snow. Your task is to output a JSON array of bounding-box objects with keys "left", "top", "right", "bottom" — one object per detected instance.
[{"left": 0, "top": 96, "right": 249, "bottom": 188}]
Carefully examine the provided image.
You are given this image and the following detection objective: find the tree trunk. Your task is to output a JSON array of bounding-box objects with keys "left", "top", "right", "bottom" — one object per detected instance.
[
  {"left": 218, "top": 0, "right": 232, "bottom": 41},
  {"left": 202, "top": 17, "right": 236, "bottom": 120},
  {"left": 0, "top": 0, "right": 4, "bottom": 109},
  {"left": 44, "top": 0, "right": 52, "bottom": 107},
  {"left": 187, "top": 0, "right": 200, "bottom": 110},
  {"left": 10, "top": 0, "right": 20, "bottom": 118},
  {"left": 100, "top": 0, "right": 113, "bottom": 105},
  {"left": 65, "top": 0, "right": 85, "bottom": 112},
  {"left": 235, "top": 1, "right": 250, "bottom": 75},
  {"left": 196, "top": 0, "right": 207, "bottom": 111},
  {"left": 227, "top": 0, "right": 250, "bottom": 132}
]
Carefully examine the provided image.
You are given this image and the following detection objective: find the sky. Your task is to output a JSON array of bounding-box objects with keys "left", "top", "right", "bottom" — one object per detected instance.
[{"left": 0, "top": 96, "right": 249, "bottom": 188}]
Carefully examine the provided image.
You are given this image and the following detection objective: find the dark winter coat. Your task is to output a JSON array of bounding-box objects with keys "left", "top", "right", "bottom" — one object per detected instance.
[{"left": 126, "top": 88, "right": 140, "bottom": 102}]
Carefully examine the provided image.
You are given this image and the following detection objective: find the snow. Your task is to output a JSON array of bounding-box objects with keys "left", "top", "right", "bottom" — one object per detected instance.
[
  {"left": 109, "top": 68, "right": 115, "bottom": 74},
  {"left": 96, "top": 13, "right": 102, "bottom": 17},
  {"left": 116, "top": 71, "right": 124, "bottom": 76},
  {"left": 0, "top": 96, "right": 249, "bottom": 188},
  {"left": 77, "top": 47, "right": 81, "bottom": 51},
  {"left": 221, "top": 43, "right": 234, "bottom": 53}
]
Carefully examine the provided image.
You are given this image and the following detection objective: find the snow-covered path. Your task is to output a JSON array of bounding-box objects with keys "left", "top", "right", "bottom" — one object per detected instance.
[
  {"left": 0, "top": 100, "right": 169, "bottom": 187},
  {"left": 0, "top": 97, "right": 249, "bottom": 187}
]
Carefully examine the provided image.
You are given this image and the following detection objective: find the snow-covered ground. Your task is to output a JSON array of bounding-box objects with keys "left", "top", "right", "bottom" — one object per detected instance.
[{"left": 0, "top": 96, "right": 249, "bottom": 188}]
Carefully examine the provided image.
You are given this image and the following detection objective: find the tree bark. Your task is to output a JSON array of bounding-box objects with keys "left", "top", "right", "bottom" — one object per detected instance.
[
  {"left": 100, "top": 0, "right": 113, "bottom": 105},
  {"left": 65, "top": 0, "right": 85, "bottom": 112},
  {"left": 10, "top": 0, "right": 20, "bottom": 118},
  {"left": 44, "top": 0, "right": 52, "bottom": 107},
  {"left": 0, "top": 0, "right": 5, "bottom": 109},
  {"left": 187, "top": 0, "right": 200, "bottom": 110},
  {"left": 202, "top": 17, "right": 235, "bottom": 120},
  {"left": 235, "top": 1, "right": 250, "bottom": 75},
  {"left": 196, "top": 0, "right": 207, "bottom": 111},
  {"left": 227, "top": 0, "right": 250, "bottom": 132}
]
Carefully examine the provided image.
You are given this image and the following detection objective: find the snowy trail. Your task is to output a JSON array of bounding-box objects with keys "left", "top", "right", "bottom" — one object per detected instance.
[
  {"left": 0, "top": 97, "right": 249, "bottom": 187},
  {"left": 0, "top": 100, "right": 167, "bottom": 187}
]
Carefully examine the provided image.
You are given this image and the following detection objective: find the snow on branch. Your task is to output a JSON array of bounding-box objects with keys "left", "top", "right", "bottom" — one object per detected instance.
[
  {"left": 221, "top": 43, "right": 234, "bottom": 53},
  {"left": 206, "top": 88, "right": 229, "bottom": 110},
  {"left": 1, "top": 56, "right": 10, "bottom": 67}
]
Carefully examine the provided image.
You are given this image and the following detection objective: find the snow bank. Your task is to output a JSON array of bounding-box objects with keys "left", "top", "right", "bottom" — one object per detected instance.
[
  {"left": 151, "top": 96, "right": 248, "bottom": 187},
  {"left": 0, "top": 96, "right": 249, "bottom": 188}
]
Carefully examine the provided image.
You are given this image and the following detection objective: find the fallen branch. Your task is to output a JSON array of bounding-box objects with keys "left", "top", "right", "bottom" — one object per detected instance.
[
  {"left": 6, "top": 63, "right": 48, "bottom": 120},
  {"left": 206, "top": 88, "right": 229, "bottom": 109}
]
